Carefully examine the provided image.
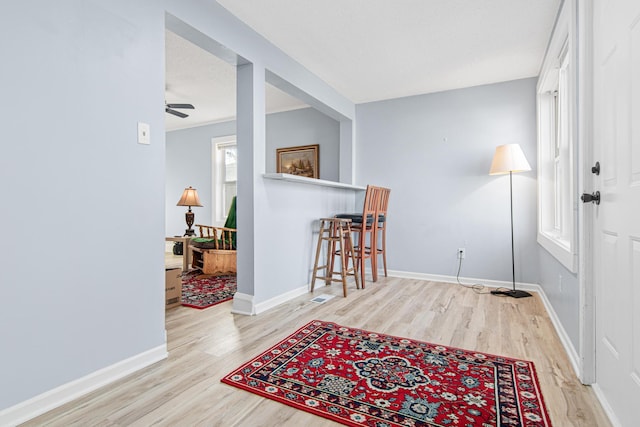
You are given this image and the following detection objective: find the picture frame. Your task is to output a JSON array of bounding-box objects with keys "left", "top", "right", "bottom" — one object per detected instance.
[{"left": 276, "top": 144, "right": 319, "bottom": 179}]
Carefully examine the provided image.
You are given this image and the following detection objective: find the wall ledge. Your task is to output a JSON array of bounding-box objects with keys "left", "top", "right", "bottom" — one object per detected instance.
[{"left": 263, "top": 173, "right": 366, "bottom": 190}]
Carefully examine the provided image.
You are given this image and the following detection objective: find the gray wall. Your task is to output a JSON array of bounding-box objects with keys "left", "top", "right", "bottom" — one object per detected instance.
[
  {"left": 0, "top": 0, "right": 354, "bottom": 415},
  {"left": 266, "top": 108, "right": 340, "bottom": 181},
  {"left": 538, "top": 246, "right": 580, "bottom": 349},
  {"left": 0, "top": 1, "right": 166, "bottom": 410},
  {"left": 166, "top": 121, "right": 235, "bottom": 237},
  {"left": 166, "top": 107, "right": 340, "bottom": 236},
  {"left": 356, "top": 77, "right": 583, "bottom": 355},
  {"left": 1, "top": 0, "right": 580, "bottom": 418},
  {"left": 355, "top": 78, "right": 539, "bottom": 284}
]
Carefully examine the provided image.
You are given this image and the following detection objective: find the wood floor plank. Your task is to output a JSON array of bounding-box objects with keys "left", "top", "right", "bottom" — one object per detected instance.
[{"left": 21, "top": 277, "right": 611, "bottom": 426}]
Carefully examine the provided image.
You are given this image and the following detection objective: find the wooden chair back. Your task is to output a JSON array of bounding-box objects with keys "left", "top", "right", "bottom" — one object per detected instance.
[
  {"left": 362, "top": 185, "right": 380, "bottom": 230},
  {"left": 369, "top": 186, "right": 390, "bottom": 280},
  {"left": 374, "top": 186, "right": 391, "bottom": 221},
  {"left": 195, "top": 224, "right": 236, "bottom": 250}
]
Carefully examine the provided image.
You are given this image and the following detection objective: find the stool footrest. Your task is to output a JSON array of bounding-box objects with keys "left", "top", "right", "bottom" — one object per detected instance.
[{"left": 310, "top": 217, "right": 361, "bottom": 297}]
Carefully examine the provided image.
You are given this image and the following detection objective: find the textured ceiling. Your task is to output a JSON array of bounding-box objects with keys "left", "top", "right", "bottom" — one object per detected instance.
[
  {"left": 166, "top": 0, "right": 560, "bottom": 130},
  {"left": 216, "top": 0, "right": 560, "bottom": 103}
]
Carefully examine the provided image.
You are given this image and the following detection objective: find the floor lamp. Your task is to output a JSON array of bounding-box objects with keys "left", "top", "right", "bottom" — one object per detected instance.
[{"left": 489, "top": 144, "right": 532, "bottom": 298}]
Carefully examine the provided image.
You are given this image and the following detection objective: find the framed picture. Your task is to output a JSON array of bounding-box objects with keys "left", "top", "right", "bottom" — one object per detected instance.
[{"left": 276, "top": 144, "right": 319, "bottom": 179}]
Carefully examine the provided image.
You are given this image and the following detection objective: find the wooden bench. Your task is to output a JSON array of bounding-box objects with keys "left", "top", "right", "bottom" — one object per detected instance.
[{"left": 190, "top": 224, "right": 237, "bottom": 276}]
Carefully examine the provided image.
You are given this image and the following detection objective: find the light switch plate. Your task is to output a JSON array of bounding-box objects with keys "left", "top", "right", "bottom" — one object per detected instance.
[{"left": 138, "top": 122, "right": 150, "bottom": 145}]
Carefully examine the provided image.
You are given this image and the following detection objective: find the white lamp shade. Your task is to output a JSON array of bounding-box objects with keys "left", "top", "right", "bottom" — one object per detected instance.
[
  {"left": 489, "top": 144, "right": 531, "bottom": 175},
  {"left": 176, "top": 186, "right": 203, "bottom": 207}
]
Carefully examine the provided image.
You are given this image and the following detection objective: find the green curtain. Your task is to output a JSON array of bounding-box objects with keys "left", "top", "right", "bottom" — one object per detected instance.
[{"left": 224, "top": 196, "right": 237, "bottom": 248}]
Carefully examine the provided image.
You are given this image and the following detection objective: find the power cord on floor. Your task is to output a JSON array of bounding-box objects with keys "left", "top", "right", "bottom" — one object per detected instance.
[{"left": 455, "top": 253, "right": 493, "bottom": 294}]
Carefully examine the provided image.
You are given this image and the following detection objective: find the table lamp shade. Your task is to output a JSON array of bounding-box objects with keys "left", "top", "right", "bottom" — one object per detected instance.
[
  {"left": 489, "top": 144, "right": 531, "bottom": 175},
  {"left": 176, "top": 186, "right": 202, "bottom": 207}
]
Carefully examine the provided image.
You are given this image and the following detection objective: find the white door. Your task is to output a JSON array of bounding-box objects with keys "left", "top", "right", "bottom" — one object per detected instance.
[{"left": 593, "top": 0, "right": 640, "bottom": 424}]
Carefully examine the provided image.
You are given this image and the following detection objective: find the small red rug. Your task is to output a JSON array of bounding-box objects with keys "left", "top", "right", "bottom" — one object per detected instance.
[
  {"left": 181, "top": 270, "right": 236, "bottom": 309},
  {"left": 222, "top": 320, "right": 552, "bottom": 427}
]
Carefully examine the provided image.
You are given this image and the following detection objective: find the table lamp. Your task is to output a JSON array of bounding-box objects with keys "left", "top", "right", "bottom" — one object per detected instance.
[{"left": 176, "top": 186, "right": 202, "bottom": 236}]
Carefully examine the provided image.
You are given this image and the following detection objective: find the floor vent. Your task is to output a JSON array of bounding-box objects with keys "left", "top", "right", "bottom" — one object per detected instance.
[{"left": 310, "top": 294, "right": 335, "bottom": 304}]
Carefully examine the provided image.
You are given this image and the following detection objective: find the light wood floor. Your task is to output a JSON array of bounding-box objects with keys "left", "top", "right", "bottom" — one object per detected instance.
[{"left": 23, "top": 276, "right": 611, "bottom": 426}]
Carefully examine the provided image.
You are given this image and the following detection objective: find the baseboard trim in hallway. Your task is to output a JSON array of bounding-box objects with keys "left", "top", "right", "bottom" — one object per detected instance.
[{"left": 0, "top": 344, "right": 167, "bottom": 427}]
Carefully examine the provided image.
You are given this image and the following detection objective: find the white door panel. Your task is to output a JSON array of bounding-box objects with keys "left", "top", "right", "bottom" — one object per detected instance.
[
  {"left": 632, "top": 240, "right": 640, "bottom": 388},
  {"left": 593, "top": 0, "right": 640, "bottom": 424}
]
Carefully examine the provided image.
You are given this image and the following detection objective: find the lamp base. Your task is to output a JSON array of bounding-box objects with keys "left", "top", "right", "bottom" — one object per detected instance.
[
  {"left": 490, "top": 289, "right": 532, "bottom": 298},
  {"left": 184, "top": 210, "right": 196, "bottom": 233}
]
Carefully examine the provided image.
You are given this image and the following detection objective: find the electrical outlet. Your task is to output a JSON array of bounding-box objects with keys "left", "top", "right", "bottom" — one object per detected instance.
[{"left": 458, "top": 248, "right": 465, "bottom": 259}]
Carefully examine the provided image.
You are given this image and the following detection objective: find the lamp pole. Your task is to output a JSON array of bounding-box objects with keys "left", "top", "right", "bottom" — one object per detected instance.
[
  {"left": 489, "top": 143, "right": 532, "bottom": 298},
  {"left": 509, "top": 171, "right": 516, "bottom": 291},
  {"left": 503, "top": 170, "right": 531, "bottom": 298}
]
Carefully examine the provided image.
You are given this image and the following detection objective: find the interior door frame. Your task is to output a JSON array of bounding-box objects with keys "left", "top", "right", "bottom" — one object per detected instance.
[{"left": 577, "top": 0, "right": 596, "bottom": 385}]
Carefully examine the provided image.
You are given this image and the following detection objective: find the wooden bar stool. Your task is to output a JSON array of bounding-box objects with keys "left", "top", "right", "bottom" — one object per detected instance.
[
  {"left": 335, "top": 185, "right": 380, "bottom": 287},
  {"left": 372, "top": 186, "right": 391, "bottom": 280},
  {"left": 310, "top": 218, "right": 360, "bottom": 297}
]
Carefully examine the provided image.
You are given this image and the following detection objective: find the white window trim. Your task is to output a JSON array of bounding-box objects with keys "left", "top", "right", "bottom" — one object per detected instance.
[
  {"left": 537, "top": 2, "right": 578, "bottom": 272},
  {"left": 212, "top": 135, "right": 237, "bottom": 226}
]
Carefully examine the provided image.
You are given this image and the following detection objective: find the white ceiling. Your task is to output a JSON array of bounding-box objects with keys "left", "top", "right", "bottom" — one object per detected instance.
[
  {"left": 166, "top": 0, "right": 560, "bottom": 130},
  {"left": 165, "top": 30, "right": 307, "bottom": 131}
]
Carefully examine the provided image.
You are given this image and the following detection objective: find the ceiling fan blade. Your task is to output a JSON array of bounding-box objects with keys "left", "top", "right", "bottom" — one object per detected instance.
[
  {"left": 166, "top": 107, "right": 189, "bottom": 118},
  {"left": 166, "top": 103, "right": 194, "bottom": 109}
]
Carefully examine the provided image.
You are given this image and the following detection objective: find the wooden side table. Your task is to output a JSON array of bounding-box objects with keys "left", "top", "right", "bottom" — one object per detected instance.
[{"left": 165, "top": 236, "right": 193, "bottom": 271}]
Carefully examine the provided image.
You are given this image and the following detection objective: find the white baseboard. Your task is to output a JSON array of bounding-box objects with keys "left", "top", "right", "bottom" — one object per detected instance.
[
  {"left": 535, "top": 286, "right": 583, "bottom": 380},
  {"left": 591, "top": 384, "right": 623, "bottom": 427},
  {"left": 388, "top": 269, "right": 587, "bottom": 377},
  {"left": 255, "top": 285, "right": 308, "bottom": 314},
  {"left": 231, "top": 292, "right": 256, "bottom": 315},
  {"left": 230, "top": 270, "right": 541, "bottom": 318},
  {"left": 386, "top": 269, "right": 539, "bottom": 292},
  {"left": 0, "top": 344, "right": 167, "bottom": 427},
  {"left": 388, "top": 269, "right": 623, "bottom": 427},
  {"left": 1, "top": 270, "right": 611, "bottom": 426},
  {"left": 232, "top": 286, "right": 309, "bottom": 316}
]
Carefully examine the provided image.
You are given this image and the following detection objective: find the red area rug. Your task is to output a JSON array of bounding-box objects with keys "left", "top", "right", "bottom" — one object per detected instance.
[
  {"left": 221, "top": 320, "right": 552, "bottom": 427},
  {"left": 181, "top": 270, "right": 236, "bottom": 309}
]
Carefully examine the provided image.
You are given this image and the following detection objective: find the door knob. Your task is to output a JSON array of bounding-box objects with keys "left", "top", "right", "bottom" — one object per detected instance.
[{"left": 581, "top": 191, "right": 600, "bottom": 205}]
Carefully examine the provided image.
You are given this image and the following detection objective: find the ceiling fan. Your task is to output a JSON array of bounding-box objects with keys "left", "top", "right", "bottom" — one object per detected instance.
[{"left": 165, "top": 103, "right": 194, "bottom": 118}]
